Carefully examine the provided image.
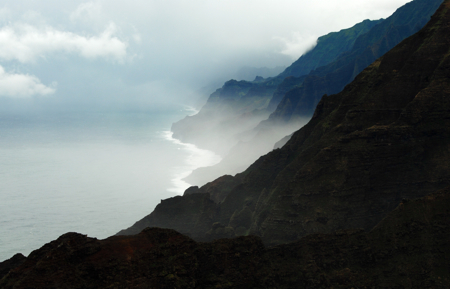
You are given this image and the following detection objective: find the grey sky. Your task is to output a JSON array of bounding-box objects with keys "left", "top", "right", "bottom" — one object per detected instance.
[{"left": 0, "top": 0, "right": 410, "bottom": 111}]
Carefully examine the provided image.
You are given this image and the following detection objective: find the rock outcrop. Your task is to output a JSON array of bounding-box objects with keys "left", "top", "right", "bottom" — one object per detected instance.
[
  {"left": 2, "top": 188, "right": 450, "bottom": 288},
  {"left": 120, "top": 0, "right": 450, "bottom": 246},
  {"left": 0, "top": 254, "right": 25, "bottom": 281}
]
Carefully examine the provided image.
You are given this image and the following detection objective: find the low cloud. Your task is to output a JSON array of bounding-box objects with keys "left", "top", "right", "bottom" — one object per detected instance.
[
  {"left": 275, "top": 33, "right": 318, "bottom": 60},
  {"left": 0, "top": 23, "right": 128, "bottom": 63},
  {"left": 0, "top": 65, "right": 56, "bottom": 98},
  {"left": 70, "top": 2, "right": 102, "bottom": 23}
]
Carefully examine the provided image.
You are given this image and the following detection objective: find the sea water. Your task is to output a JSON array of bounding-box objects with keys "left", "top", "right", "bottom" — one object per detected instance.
[{"left": 0, "top": 109, "right": 220, "bottom": 261}]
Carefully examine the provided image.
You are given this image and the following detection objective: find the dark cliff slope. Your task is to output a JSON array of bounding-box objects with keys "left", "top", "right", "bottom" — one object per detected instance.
[
  {"left": 119, "top": 0, "right": 450, "bottom": 246},
  {"left": 268, "top": 0, "right": 443, "bottom": 123},
  {"left": 266, "top": 18, "right": 383, "bottom": 111},
  {"left": 266, "top": 18, "right": 383, "bottom": 112},
  {"left": 2, "top": 188, "right": 450, "bottom": 288}
]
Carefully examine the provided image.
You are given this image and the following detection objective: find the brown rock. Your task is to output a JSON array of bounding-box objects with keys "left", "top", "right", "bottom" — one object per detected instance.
[{"left": 2, "top": 188, "right": 450, "bottom": 288}]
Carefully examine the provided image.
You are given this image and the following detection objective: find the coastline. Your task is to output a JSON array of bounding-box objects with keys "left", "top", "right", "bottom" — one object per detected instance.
[{"left": 162, "top": 131, "right": 222, "bottom": 194}]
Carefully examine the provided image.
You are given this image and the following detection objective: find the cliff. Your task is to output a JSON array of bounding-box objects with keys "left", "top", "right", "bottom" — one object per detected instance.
[
  {"left": 277, "top": 19, "right": 383, "bottom": 79},
  {"left": 267, "top": 0, "right": 444, "bottom": 124},
  {"left": 120, "top": 0, "right": 450, "bottom": 246},
  {"left": 180, "top": 0, "right": 444, "bottom": 186},
  {"left": 2, "top": 188, "right": 449, "bottom": 288}
]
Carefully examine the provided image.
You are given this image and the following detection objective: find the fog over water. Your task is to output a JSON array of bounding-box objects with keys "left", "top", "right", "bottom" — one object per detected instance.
[{"left": 0, "top": 110, "right": 220, "bottom": 261}]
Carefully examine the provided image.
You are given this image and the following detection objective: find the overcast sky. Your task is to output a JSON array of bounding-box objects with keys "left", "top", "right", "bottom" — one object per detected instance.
[{"left": 0, "top": 0, "right": 411, "bottom": 112}]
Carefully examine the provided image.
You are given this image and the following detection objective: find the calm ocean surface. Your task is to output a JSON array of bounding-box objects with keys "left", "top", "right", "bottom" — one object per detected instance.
[{"left": 0, "top": 109, "right": 220, "bottom": 261}]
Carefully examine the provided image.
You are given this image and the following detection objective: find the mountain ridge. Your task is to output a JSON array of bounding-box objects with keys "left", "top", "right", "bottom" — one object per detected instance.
[
  {"left": 2, "top": 187, "right": 449, "bottom": 288},
  {"left": 267, "top": 0, "right": 444, "bottom": 124}
]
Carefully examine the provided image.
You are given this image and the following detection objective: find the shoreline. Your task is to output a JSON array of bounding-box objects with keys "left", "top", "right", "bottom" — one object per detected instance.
[{"left": 162, "top": 130, "right": 221, "bottom": 194}]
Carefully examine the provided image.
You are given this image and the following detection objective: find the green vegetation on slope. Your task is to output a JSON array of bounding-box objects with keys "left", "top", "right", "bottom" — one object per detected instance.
[{"left": 278, "top": 19, "right": 384, "bottom": 79}]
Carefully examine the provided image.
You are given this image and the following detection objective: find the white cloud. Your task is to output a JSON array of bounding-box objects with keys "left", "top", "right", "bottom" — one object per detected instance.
[
  {"left": 70, "top": 2, "right": 102, "bottom": 23},
  {"left": 0, "top": 65, "right": 56, "bottom": 98},
  {"left": 0, "top": 0, "right": 413, "bottom": 106},
  {"left": 275, "top": 33, "right": 319, "bottom": 60},
  {"left": 0, "top": 22, "right": 128, "bottom": 63}
]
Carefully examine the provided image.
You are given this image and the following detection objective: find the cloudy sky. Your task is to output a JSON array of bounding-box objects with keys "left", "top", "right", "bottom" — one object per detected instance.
[{"left": 0, "top": 0, "right": 411, "bottom": 112}]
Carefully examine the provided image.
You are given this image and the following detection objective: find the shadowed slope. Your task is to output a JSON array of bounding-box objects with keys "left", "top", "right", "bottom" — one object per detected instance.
[
  {"left": 2, "top": 188, "right": 450, "bottom": 288},
  {"left": 267, "top": 0, "right": 443, "bottom": 124}
]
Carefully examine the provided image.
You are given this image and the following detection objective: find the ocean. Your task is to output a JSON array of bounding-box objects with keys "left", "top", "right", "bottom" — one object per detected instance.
[{"left": 0, "top": 109, "right": 220, "bottom": 262}]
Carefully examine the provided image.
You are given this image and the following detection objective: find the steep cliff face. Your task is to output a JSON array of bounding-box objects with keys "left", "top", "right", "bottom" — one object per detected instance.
[
  {"left": 3, "top": 188, "right": 450, "bottom": 288},
  {"left": 278, "top": 19, "right": 384, "bottom": 80},
  {"left": 120, "top": 0, "right": 450, "bottom": 246},
  {"left": 267, "top": 18, "right": 383, "bottom": 111},
  {"left": 268, "top": 0, "right": 443, "bottom": 124}
]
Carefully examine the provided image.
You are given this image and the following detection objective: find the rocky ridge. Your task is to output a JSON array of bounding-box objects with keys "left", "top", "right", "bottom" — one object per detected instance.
[{"left": 2, "top": 188, "right": 449, "bottom": 288}]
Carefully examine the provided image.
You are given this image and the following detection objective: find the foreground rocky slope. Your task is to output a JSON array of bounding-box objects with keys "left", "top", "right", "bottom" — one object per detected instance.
[
  {"left": 2, "top": 188, "right": 449, "bottom": 288},
  {"left": 120, "top": 0, "right": 450, "bottom": 246}
]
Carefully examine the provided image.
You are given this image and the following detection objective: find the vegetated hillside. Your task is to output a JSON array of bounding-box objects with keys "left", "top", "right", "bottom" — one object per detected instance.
[
  {"left": 278, "top": 19, "right": 383, "bottom": 79},
  {"left": 119, "top": 0, "right": 450, "bottom": 247},
  {"left": 2, "top": 188, "right": 449, "bottom": 288},
  {"left": 267, "top": 18, "right": 383, "bottom": 111},
  {"left": 180, "top": 0, "right": 443, "bottom": 186}
]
